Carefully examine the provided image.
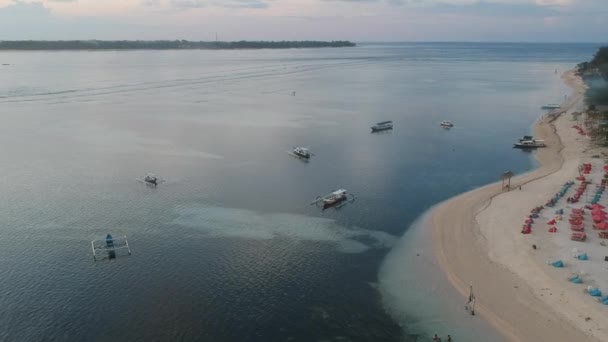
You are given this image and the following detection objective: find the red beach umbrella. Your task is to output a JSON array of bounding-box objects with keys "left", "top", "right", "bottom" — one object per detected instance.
[
  {"left": 548, "top": 227, "right": 557, "bottom": 233},
  {"left": 547, "top": 219, "right": 556, "bottom": 225},
  {"left": 604, "top": 165, "right": 608, "bottom": 171},
  {"left": 593, "top": 215, "right": 605, "bottom": 223}
]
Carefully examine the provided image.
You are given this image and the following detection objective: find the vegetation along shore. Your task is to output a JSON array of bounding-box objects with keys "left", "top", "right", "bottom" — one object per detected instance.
[{"left": 0, "top": 40, "right": 356, "bottom": 51}]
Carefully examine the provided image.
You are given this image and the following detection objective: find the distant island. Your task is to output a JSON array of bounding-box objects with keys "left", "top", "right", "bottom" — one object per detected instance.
[{"left": 0, "top": 40, "right": 356, "bottom": 50}]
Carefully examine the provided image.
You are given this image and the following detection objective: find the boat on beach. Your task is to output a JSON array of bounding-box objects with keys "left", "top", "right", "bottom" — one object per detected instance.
[
  {"left": 371, "top": 121, "right": 393, "bottom": 132},
  {"left": 310, "top": 189, "right": 356, "bottom": 209},
  {"left": 440, "top": 120, "right": 454, "bottom": 128}
]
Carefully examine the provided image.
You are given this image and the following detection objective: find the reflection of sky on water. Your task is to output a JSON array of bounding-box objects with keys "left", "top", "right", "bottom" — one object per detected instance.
[{"left": 0, "top": 43, "right": 601, "bottom": 341}]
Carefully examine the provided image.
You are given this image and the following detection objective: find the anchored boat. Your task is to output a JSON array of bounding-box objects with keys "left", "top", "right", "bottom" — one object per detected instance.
[
  {"left": 137, "top": 173, "right": 164, "bottom": 186},
  {"left": 288, "top": 147, "right": 313, "bottom": 160},
  {"left": 371, "top": 121, "right": 393, "bottom": 132},
  {"left": 310, "top": 189, "right": 356, "bottom": 209},
  {"left": 513, "top": 139, "right": 546, "bottom": 148},
  {"left": 440, "top": 120, "right": 454, "bottom": 128}
]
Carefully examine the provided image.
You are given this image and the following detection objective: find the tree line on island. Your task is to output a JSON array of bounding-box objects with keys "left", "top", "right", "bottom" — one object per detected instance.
[
  {"left": 0, "top": 40, "right": 356, "bottom": 50},
  {"left": 577, "top": 46, "right": 608, "bottom": 105}
]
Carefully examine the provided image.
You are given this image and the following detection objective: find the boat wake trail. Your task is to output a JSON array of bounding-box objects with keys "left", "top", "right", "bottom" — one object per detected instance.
[
  {"left": 171, "top": 205, "right": 396, "bottom": 254},
  {"left": 0, "top": 58, "right": 387, "bottom": 104}
]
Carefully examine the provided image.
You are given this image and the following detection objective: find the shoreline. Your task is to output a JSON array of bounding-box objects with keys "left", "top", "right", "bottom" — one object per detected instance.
[{"left": 430, "top": 70, "right": 603, "bottom": 341}]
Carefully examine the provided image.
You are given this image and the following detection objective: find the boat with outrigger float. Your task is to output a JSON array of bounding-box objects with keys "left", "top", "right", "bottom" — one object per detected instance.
[
  {"left": 310, "top": 189, "right": 356, "bottom": 209},
  {"left": 371, "top": 121, "right": 393, "bottom": 132},
  {"left": 288, "top": 147, "right": 314, "bottom": 160},
  {"left": 91, "top": 234, "right": 131, "bottom": 261}
]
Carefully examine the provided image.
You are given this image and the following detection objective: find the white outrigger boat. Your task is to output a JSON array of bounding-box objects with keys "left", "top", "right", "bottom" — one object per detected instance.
[
  {"left": 440, "top": 120, "right": 454, "bottom": 128},
  {"left": 91, "top": 234, "right": 131, "bottom": 261},
  {"left": 288, "top": 147, "right": 314, "bottom": 160},
  {"left": 371, "top": 121, "right": 393, "bottom": 132},
  {"left": 137, "top": 173, "right": 164, "bottom": 186},
  {"left": 310, "top": 189, "right": 356, "bottom": 209}
]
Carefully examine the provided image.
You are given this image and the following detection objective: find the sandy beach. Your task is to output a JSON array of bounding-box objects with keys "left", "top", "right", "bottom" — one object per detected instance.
[{"left": 431, "top": 70, "right": 608, "bottom": 341}]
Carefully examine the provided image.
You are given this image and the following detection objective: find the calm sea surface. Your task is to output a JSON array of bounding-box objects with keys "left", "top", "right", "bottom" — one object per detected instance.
[{"left": 0, "top": 43, "right": 601, "bottom": 341}]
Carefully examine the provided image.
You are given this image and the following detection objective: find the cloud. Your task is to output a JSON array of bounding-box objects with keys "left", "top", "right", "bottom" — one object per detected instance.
[
  {"left": 0, "top": 1, "right": 50, "bottom": 22},
  {"left": 213, "top": 0, "right": 270, "bottom": 9},
  {"left": 170, "top": 0, "right": 206, "bottom": 8},
  {"left": 0, "top": 0, "right": 142, "bottom": 40},
  {"left": 162, "top": 0, "right": 271, "bottom": 9},
  {"left": 142, "top": 0, "right": 161, "bottom": 6},
  {"left": 430, "top": 0, "right": 562, "bottom": 16}
]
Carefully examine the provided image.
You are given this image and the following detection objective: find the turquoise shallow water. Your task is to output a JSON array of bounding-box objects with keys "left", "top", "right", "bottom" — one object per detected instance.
[{"left": 0, "top": 43, "right": 601, "bottom": 341}]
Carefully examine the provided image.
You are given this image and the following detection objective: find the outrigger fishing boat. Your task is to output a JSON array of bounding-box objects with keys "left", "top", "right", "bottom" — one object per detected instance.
[
  {"left": 288, "top": 147, "right": 314, "bottom": 160},
  {"left": 310, "top": 189, "right": 356, "bottom": 209},
  {"left": 91, "top": 234, "right": 131, "bottom": 261},
  {"left": 440, "top": 120, "right": 454, "bottom": 128},
  {"left": 137, "top": 173, "right": 164, "bottom": 186},
  {"left": 371, "top": 121, "right": 393, "bottom": 132}
]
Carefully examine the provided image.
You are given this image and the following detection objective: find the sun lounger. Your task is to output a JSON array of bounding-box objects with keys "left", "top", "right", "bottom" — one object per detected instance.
[{"left": 571, "top": 232, "right": 587, "bottom": 241}]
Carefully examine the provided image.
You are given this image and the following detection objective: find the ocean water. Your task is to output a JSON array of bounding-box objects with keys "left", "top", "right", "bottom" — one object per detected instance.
[{"left": 0, "top": 43, "right": 601, "bottom": 341}]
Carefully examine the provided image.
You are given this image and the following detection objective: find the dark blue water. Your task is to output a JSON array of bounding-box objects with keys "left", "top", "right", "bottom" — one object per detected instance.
[{"left": 0, "top": 43, "right": 601, "bottom": 341}]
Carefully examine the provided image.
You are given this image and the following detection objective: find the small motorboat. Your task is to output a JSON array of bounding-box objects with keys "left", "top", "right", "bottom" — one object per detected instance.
[
  {"left": 440, "top": 120, "right": 454, "bottom": 128},
  {"left": 310, "top": 189, "right": 356, "bottom": 209},
  {"left": 371, "top": 121, "right": 393, "bottom": 132},
  {"left": 514, "top": 140, "right": 546, "bottom": 148},
  {"left": 137, "top": 173, "right": 164, "bottom": 186},
  {"left": 289, "top": 147, "right": 313, "bottom": 160}
]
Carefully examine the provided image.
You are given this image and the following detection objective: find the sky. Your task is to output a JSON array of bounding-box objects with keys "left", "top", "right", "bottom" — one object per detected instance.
[{"left": 0, "top": 0, "right": 606, "bottom": 42}]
